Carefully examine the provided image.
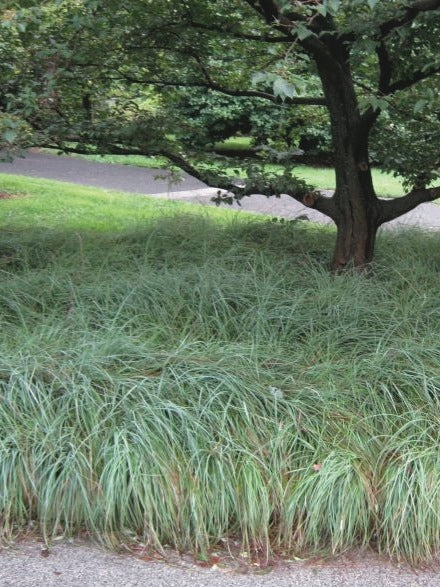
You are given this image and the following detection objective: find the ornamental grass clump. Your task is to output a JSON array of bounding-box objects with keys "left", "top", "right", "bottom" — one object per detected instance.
[{"left": 2, "top": 188, "right": 440, "bottom": 562}]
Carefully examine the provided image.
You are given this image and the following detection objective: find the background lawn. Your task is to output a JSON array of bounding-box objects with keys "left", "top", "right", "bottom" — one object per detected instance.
[
  {"left": 44, "top": 144, "right": 407, "bottom": 198},
  {"left": 2, "top": 173, "right": 440, "bottom": 562}
]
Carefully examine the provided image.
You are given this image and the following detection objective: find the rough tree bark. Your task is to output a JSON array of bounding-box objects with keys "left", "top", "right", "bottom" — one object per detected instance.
[
  {"left": 304, "top": 29, "right": 440, "bottom": 271},
  {"left": 242, "top": 0, "right": 440, "bottom": 271},
  {"left": 313, "top": 46, "right": 381, "bottom": 270}
]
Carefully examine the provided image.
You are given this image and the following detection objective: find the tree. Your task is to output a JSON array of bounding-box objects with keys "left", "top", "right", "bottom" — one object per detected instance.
[
  {"left": 160, "top": 87, "right": 332, "bottom": 157},
  {"left": 4, "top": 0, "right": 440, "bottom": 269}
]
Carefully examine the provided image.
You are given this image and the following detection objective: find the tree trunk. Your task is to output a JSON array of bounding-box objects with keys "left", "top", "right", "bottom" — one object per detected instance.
[
  {"left": 331, "top": 134, "right": 380, "bottom": 270},
  {"left": 315, "top": 48, "right": 381, "bottom": 271},
  {"left": 331, "top": 201, "right": 379, "bottom": 271}
]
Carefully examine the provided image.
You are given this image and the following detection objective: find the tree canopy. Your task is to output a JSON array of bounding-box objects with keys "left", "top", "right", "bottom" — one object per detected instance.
[{"left": 2, "top": 0, "right": 440, "bottom": 268}]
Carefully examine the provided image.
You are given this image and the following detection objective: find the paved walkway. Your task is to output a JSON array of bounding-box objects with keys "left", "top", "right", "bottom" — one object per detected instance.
[
  {"left": 1, "top": 150, "right": 439, "bottom": 229},
  {"left": 0, "top": 150, "right": 206, "bottom": 194},
  {"left": 1, "top": 540, "right": 439, "bottom": 587}
]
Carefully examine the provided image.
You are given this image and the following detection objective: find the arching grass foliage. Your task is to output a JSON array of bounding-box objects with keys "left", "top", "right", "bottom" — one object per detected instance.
[{"left": 2, "top": 175, "right": 440, "bottom": 562}]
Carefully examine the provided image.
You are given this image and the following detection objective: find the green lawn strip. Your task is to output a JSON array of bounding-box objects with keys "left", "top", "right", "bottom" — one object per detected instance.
[
  {"left": 2, "top": 174, "right": 440, "bottom": 562},
  {"left": 214, "top": 135, "right": 254, "bottom": 151},
  {"left": 0, "top": 173, "right": 246, "bottom": 232}
]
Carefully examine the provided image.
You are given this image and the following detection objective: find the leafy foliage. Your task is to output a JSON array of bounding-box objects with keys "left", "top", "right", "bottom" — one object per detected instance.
[
  {"left": 2, "top": 0, "right": 440, "bottom": 267},
  {"left": 164, "top": 88, "right": 331, "bottom": 157},
  {"left": 2, "top": 1, "right": 438, "bottom": 177},
  {"left": 372, "top": 84, "right": 440, "bottom": 189}
]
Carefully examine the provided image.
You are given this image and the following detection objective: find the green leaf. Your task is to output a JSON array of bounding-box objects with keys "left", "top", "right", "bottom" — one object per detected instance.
[
  {"left": 414, "top": 99, "right": 428, "bottom": 114},
  {"left": 367, "top": 0, "right": 379, "bottom": 8},
  {"left": 369, "top": 96, "right": 389, "bottom": 112},
  {"left": 3, "top": 129, "right": 17, "bottom": 143},
  {"left": 296, "top": 23, "right": 313, "bottom": 41},
  {"left": 359, "top": 95, "right": 389, "bottom": 114},
  {"left": 251, "top": 72, "right": 269, "bottom": 86},
  {"left": 327, "top": 0, "right": 341, "bottom": 15},
  {"left": 278, "top": 0, "right": 293, "bottom": 13},
  {"left": 273, "top": 78, "right": 295, "bottom": 100}
]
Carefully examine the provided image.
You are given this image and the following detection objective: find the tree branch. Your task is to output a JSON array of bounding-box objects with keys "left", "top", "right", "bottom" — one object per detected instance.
[
  {"left": 379, "top": 187, "right": 440, "bottom": 224},
  {"left": 211, "top": 179, "right": 337, "bottom": 222},
  {"left": 359, "top": 52, "right": 439, "bottom": 126},
  {"left": 242, "top": 0, "right": 334, "bottom": 58},
  {"left": 42, "top": 139, "right": 337, "bottom": 220},
  {"left": 165, "top": 152, "right": 338, "bottom": 220},
  {"left": 193, "top": 52, "right": 327, "bottom": 105},
  {"left": 376, "top": 41, "right": 393, "bottom": 94},
  {"left": 187, "top": 20, "right": 292, "bottom": 42},
  {"left": 296, "top": 190, "right": 337, "bottom": 220},
  {"left": 197, "top": 80, "right": 327, "bottom": 105},
  {"left": 385, "top": 64, "right": 440, "bottom": 94},
  {"left": 41, "top": 141, "right": 207, "bottom": 182},
  {"left": 378, "top": 0, "right": 440, "bottom": 39},
  {"left": 244, "top": 0, "right": 279, "bottom": 23},
  {"left": 120, "top": 73, "right": 327, "bottom": 106}
]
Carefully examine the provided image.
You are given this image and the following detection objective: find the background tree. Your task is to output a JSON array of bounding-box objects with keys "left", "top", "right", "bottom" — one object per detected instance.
[
  {"left": 161, "top": 87, "right": 332, "bottom": 157},
  {"left": 3, "top": 0, "right": 440, "bottom": 269}
]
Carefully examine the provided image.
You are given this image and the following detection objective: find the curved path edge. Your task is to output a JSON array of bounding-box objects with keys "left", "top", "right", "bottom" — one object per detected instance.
[{"left": 1, "top": 150, "right": 440, "bottom": 229}]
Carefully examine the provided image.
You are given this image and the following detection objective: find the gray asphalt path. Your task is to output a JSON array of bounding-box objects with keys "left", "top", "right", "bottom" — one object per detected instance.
[
  {"left": 1, "top": 150, "right": 440, "bottom": 228},
  {"left": 0, "top": 149, "right": 206, "bottom": 194},
  {"left": 166, "top": 190, "right": 440, "bottom": 231},
  {"left": 1, "top": 540, "right": 439, "bottom": 587}
]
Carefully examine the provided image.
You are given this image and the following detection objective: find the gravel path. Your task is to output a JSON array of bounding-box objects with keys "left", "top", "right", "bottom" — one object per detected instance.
[
  {"left": 1, "top": 150, "right": 440, "bottom": 228},
  {"left": 1, "top": 540, "right": 439, "bottom": 587},
  {"left": 1, "top": 150, "right": 440, "bottom": 585}
]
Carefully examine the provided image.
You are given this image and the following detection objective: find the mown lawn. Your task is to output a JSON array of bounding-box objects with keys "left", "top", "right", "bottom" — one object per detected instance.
[{"left": 2, "top": 173, "right": 440, "bottom": 563}]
